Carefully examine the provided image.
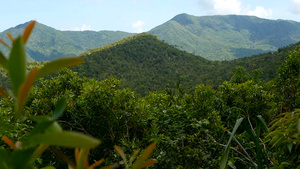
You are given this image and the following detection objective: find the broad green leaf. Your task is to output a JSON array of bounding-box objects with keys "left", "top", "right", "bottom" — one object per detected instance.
[
  {"left": 23, "top": 21, "right": 36, "bottom": 44},
  {"left": 24, "top": 132, "right": 100, "bottom": 149},
  {"left": 0, "top": 51, "right": 8, "bottom": 70},
  {"left": 27, "top": 121, "right": 54, "bottom": 137},
  {"left": 220, "top": 118, "right": 244, "bottom": 169},
  {"left": 8, "top": 37, "right": 26, "bottom": 97},
  {"left": 17, "top": 68, "right": 39, "bottom": 111},
  {"left": 132, "top": 142, "right": 156, "bottom": 169},
  {"left": 37, "top": 58, "right": 84, "bottom": 79},
  {"left": 26, "top": 115, "right": 51, "bottom": 123},
  {"left": 51, "top": 97, "right": 66, "bottom": 121},
  {"left": 44, "top": 121, "right": 63, "bottom": 133},
  {"left": 0, "top": 86, "right": 8, "bottom": 98},
  {"left": 0, "top": 149, "right": 10, "bottom": 169},
  {"left": 41, "top": 167, "right": 56, "bottom": 169},
  {"left": 12, "top": 149, "right": 35, "bottom": 169}
]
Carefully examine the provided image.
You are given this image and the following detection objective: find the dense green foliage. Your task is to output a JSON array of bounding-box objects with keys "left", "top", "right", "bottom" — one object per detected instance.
[
  {"left": 0, "top": 21, "right": 134, "bottom": 61},
  {"left": 73, "top": 33, "right": 296, "bottom": 96},
  {"left": 1, "top": 20, "right": 300, "bottom": 169},
  {"left": 150, "top": 13, "right": 300, "bottom": 60}
]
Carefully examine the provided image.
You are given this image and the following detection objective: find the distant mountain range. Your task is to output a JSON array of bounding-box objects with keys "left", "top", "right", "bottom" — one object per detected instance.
[
  {"left": 1, "top": 14, "right": 300, "bottom": 61},
  {"left": 0, "top": 21, "right": 134, "bottom": 61},
  {"left": 149, "top": 13, "right": 300, "bottom": 60}
]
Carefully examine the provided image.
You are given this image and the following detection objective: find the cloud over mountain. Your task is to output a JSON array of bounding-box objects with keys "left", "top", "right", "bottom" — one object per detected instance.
[{"left": 198, "top": 0, "right": 273, "bottom": 19}]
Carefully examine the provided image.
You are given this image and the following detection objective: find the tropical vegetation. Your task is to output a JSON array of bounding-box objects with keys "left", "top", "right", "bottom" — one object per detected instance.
[{"left": 0, "top": 20, "right": 299, "bottom": 169}]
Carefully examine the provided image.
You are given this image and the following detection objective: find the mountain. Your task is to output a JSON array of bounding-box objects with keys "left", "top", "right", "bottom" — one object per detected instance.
[
  {"left": 0, "top": 21, "right": 134, "bottom": 61},
  {"left": 72, "top": 33, "right": 295, "bottom": 95},
  {"left": 149, "top": 13, "right": 300, "bottom": 60}
]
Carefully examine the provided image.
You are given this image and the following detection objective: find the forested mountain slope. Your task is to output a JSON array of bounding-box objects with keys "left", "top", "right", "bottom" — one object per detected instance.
[
  {"left": 0, "top": 21, "right": 134, "bottom": 61},
  {"left": 150, "top": 13, "right": 300, "bottom": 60},
  {"left": 72, "top": 33, "right": 296, "bottom": 95}
]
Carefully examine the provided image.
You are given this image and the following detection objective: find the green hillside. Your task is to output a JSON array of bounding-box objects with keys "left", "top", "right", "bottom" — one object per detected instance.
[
  {"left": 0, "top": 21, "right": 134, "bottom": 61},
  {"left": 72, "top": 32, "right": 295, "bottom": 95},
  {"left": 149, "top": 13, "right": 300, "bottom": 60}
]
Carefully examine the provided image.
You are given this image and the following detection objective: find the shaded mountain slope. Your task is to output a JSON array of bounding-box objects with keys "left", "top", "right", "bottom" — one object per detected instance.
[{"left": 72, "top": 33, "right": 296, "bottom": 95}]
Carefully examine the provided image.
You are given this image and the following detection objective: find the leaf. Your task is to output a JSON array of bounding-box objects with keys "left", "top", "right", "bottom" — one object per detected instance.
[
  {"left": 37, "top": 58, "right": 84, "bottom": 79},
  {"left": 24, "top": 132, "right": 100, "bottom": 149},
  {"left": 220, "top": 118, "right": 244, "bottom": 169},
  {"left": 12, "top": 149, "right": 35, "bottom": 169},
  {"left": 50, "top": 147, "right": 75, "bottom": 169},
  {"left": 132, "top": 142, "right": 156, "bottom": 169},
  {"left": 27, "top": 121, "right": 54, "bottom": 137},
  {"left": 230, "top": 133, "right": 256, "bottom": 167},
  {"left": 76, "top": 148, "right": 90, "bottom": 169},
  {"left": 114, "top": 145, "right": 127, "bottom": 167},
  {"left": 0, "top": 39, "right": 9, "bottom": 48},
  {"left": 17, "top": 68, "right": 39, "bottom": 111},
  {"left": 2, "top": 136, "right": 16, "bottom": 150},
  {"left": 87, "top": 159, "right": 104, "bottom": 169},
  {"left": 51, "top": 97, "right": 66, "bottom": 121},
  {"left": 257, "top": 115, "right": 270, "bottom": 134},
  {"left": 140, "top": 159, "right": 158, "bottom": 168},
  {"left": 8, "top": 36, "right": 26, "bottom": 97},
  {"left": 0, "top": 86, "right": 8, "bottom": 98},
  {"left": 6, "top": 32, "right": 14, "bottom": 42},
  {"left": 41, "top": 167, "right": 56, "bottom": 169},
  {"left": 287, "top": 143, "right": 293, "bottom": 153},
  {"left": 23, "top": 21, "right": 36, "bottom": 44},
  {"left": 0, "top": 149, "right": 11, "bottom": 169},
  {"left": 129, "top": 150, "right": 140, "bottom": 165},
  {"left": 0, "top": 51, "right": 8, "bottom": 70}
]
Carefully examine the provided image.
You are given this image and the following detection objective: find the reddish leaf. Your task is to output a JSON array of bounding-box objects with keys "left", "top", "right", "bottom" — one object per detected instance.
[{"left": 23, "top": 21, "right": 36, "bottom": 44}]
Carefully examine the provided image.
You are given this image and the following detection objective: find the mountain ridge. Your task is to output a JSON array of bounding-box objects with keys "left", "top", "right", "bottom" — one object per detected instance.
[
  {"left": 72, "top": 32, "right": 294, "bottom": 95},
  {"left": 1, "top": 14, "right": 300, "bottom": 61},
  {"left": 149, "top": 13, "right": 300, "bottom": 60},
  {"left": 0, "top": 21, "right": 134, "bottom": 61}
]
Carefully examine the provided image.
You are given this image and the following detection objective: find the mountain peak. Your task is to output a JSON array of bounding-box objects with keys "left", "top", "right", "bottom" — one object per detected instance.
[
  {"left": 14, "top": 20, "right": 37, "bottom": 29},
  {"left": 150, "top": 14, "right": 300, "bottom": 60},
  {"left": 171, "top": 13, "right": 195, "bottom": 25}
]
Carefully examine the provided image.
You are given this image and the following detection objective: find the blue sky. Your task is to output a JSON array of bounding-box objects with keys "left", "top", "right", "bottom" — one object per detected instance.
[{"left": 1, "top": 0, "right": 300, "bottom": 33}]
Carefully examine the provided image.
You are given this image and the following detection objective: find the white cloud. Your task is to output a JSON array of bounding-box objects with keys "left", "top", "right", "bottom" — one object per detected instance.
[
  {"left": 291, "top": 0, "right": 300, "bottom": 14},
  {"left": 132, "top": 20, "right": 145, "bottom": 33},
  {"left": 65, "top": 24, "right": 92, "bottom": 31},
  {"left": 198, "top": 0, "right": 273, "bottom": 19},
  {"left": 198, "top": 0, "right": 241, "bottom": 15},
  {"left": 247, "top": 6, "right": 272, "bottom": 19}
]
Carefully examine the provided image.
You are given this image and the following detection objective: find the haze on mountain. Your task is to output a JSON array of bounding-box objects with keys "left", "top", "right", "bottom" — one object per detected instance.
[
  {"left": 0, "top": 21, "right": 134, "bottom": 61},
  {"left": 149, "top": 13, "right": 300, "bottom": 60},
  {"left": 1, "top": 13, "right": 300, "bottom": 61}
]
